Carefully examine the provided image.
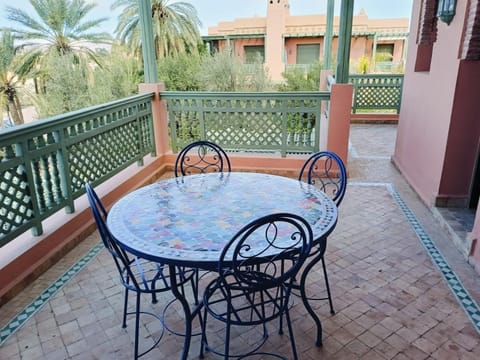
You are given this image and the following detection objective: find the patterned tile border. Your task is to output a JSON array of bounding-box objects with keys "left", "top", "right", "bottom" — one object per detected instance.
[
  {"left": 0, "top": 241, "right": 104, "bottom": 346},
  {"left": 350, "top": 182, "right": 480, "bottom": 334},
  {"left": 1, "top": 182, "right": 480, "bottom": 347}
]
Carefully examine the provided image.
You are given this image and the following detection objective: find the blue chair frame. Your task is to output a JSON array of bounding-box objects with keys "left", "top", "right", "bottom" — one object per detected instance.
[
  {"left": 174, "top": 140, "right": 231, "bottom": 177},
  {"left": 200, "top": 213, "right": 313, "bottom": 360},
  {"left": 85, "top": 183, "right": 196, "bottom": 359},
  {"left": 298, "top": 150, "right": 347, "bottom": 206},
  {"left": 298, "top": 150, "right": 347, "bottom": 315}
]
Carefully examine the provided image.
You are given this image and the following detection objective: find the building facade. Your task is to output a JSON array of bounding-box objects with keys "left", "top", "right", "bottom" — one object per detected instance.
[
  {"left": 393, "top": 0, "right": 480, "bottom": 273},
  {"left": 203, "top": 0, "right": 409, "bottom": 81}
]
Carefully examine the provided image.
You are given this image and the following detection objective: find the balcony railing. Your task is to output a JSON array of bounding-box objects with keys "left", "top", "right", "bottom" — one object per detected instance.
[
  {"left": 0, "top": 93, "right": 155, "bottom": 247},
  {"left": 163, "top": 91, "right": 329, "bottom": 157},
  {"left": 350, "top": 74, "right": 404, "bottom": 114},
  {"left": 0, "top": 90, "right": 333, "bottom": 247}
]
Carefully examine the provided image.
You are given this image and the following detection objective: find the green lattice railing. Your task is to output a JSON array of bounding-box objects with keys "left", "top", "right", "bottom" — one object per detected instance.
[
  {"left": 350, "top": 74, "right": 404, "bottom": 114},
  {"left": 162, "top": 91, "right": 330, "bottom": 157},
  {"left": 0, "top": 93, "right": 155, "bottom": 247}
]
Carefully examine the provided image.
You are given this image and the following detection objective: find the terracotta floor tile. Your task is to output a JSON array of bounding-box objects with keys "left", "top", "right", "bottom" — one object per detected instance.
[{"left": 1, "top": 125, "right": 480, "bottom": 359}]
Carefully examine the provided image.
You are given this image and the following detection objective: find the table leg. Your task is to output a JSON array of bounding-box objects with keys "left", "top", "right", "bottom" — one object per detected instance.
[
  {"left": 299, "top": 251, "right": 324, "bottom": 347},
  {"left": 169, "top": 264, "right": 193, "bottom": 360}
]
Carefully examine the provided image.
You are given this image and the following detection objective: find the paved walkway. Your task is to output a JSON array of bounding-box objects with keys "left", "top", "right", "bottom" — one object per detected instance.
[{"left": 1, "top": 124, "right": 480, "bottom": 359}]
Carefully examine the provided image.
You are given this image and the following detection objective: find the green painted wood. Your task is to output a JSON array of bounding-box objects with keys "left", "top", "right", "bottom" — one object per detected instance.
[
  {"left": 162, "top": 91, "right": 329, "bottom": 156},
  {"left": 350, "top": 74, "right": 404, "bottom": 113},
  {"left": 138, "top": 0, "right": 158, "bottom": 83},
  {"left": 324, "top": 0, "right": 334, "bottom": 69},
  {"left": 336, "top": 0, "right": 354, "bottom": 83},
  {"left": 0, "top": 93, "right": 155, "bottom": 247}
]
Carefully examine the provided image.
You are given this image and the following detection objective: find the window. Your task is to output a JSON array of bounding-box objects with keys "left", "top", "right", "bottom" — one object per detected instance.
[
  {"left": 376, "top": 44, "right": 394, "bottom": 62},
  {"left": 296, "top": 44, "right": 320, "bottom": 64},
  {"left": 244, "top": 46, "right": 265, "bottom": 64}
]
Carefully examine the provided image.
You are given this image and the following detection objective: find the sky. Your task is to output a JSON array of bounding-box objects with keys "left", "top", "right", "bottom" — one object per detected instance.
[{"left": 0, "top": 0, "right": 414, "bottom": 36}]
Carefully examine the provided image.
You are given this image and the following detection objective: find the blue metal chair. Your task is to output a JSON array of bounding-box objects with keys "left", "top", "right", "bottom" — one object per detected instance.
[
  {"left": 298, "top": 151, "right": 347, "bottom": 206},
  {"left": 298, "top": 150, "right": 347, "bottom": 315},
  {"left": 200, "top": 213, "right": 313, "bottom": 360},
  {"left": 174, "top": 140, "right": 231, "bottom": 177},
  {"left": 85, "top": 183, "right": 196, "bottom": 359}
]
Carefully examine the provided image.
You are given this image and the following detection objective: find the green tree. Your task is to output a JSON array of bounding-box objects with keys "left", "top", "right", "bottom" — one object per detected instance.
[
  {"left": 33, "top": 46, "right": 141, "bottom": 117},
  {"left": 277, "top": 62, "right": 322, "bottom": 91},
  {"left": 356, "top": 55, "right": 370, "bottom": 74},
  {"left": 5, "top": 0, "right": 111, "bottom": 90},
  {"left": 112, "top": 0, "right": 202, "bottom": 59},
  {"left": 92, "top": 44, "right": 142, "bottom": 102},
  {"left": 0, "top": 30, "right": 24, "bottom": 125},
  {"left": 197, "top": 46, "right": 272, "bottom": 91},
  {"left": 158, "top": 52, "right": 202, "bottom": 90},
  {"left": 33, "top": 53, "right": 91, "bottom": 117}
]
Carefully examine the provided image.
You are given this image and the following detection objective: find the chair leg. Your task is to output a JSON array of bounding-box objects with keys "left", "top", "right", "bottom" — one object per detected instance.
[
  {"left": 321, "top": 257, "right": 335, "bottom": 315},
  {"left": 200, "top": 305, "right": 208, "bottom": 358},
  {"left": 192, "top": 269, "right": 199, "bottom": 305},
  {"left": 224, "top": 307, "right": 232, "bottom": 359},
  {"left": 134, "top": 293, "right": 141, "bottom": 360},
  {"left": 122, "top": 287, "right": 129, "bottom": 328},
  {"left": 285, "top": 308, "right": 299, "bottom": 360}
]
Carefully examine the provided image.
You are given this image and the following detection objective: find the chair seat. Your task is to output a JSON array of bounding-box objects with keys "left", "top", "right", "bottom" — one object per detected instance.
[
  {"left": 203, "top": 272, "right": 290, "bottom": 326},
  {"left": 120, "top": 258, "right": 196, "bottom": 294},
  {"left": 86, "top": 182, "right": 198, "bottom": 359},
  {"left": 297, "top": 150, "right": 347, "bottom": 315},
  {"left": 199, "top": 213, "right": 313, "bottom": 360}
]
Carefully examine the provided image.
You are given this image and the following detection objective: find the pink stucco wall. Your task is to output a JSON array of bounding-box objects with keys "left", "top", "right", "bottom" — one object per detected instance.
[
  {"left": 265, "top": 0, "right": 288, "bottom": 81},
  {"left": 393, "top": 0, "right": 464, "bottom": 206},
  {"left": 208, "top": 2, "right": 409, "bottom": 81},
  {"left": 391, "top": 40, "right": 405, "bottom": 63},
  {"left": 394, "top": 0, "right": 480, "bottom": 273}
]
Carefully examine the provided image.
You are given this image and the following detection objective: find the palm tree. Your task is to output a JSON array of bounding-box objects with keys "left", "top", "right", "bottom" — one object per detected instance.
[
  {"left": 112, "top": 0, "right": 202, "bottom": 59},
  {"left": 0, "top": 30, "right": 24, "bottom": 126},
  {"left": 5, "top": 0, "right": 112, "bottom": 90}
]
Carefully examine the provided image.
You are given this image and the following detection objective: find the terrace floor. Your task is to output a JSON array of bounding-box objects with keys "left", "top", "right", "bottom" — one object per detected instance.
[{"left": 1, "top": 124, "right": 480, "bottom": 359}]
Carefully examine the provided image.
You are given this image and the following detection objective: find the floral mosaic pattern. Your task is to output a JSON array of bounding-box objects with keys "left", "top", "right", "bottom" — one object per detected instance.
[{"left": 108, "top": 173, "right": 337, "bottom": 265}]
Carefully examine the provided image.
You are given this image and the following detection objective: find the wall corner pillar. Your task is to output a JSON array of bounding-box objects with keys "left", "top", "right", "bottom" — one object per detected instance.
[
  {"left": 327, "top": 83, "right": 353, "bottom": 165},
  {"left": 139, "top": 83, "right": 170, "bottom": 156}
]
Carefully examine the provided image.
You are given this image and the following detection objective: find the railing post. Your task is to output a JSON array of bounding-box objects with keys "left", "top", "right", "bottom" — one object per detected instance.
[
  {"left": 139, "top": 83, "right": 170, "bottom": 156},
  {"left": 324, "top": 0, "right": 334, "bottom": 70},
  {"left": 336, "top": 0, "right": 354, "bottom": 84},
  {"left": 327, "top": 83, "right": 353, "bottom": 166}
]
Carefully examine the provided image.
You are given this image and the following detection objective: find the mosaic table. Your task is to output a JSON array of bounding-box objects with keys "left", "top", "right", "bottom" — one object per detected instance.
[
  {"left": 108, "top": 172, "right": 337, "bottom": 266},
  {"left": 107, "top": 172, "right": 338, "bottom": 358}
]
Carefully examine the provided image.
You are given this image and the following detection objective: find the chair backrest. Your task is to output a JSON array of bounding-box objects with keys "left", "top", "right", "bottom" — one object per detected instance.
[
  {"left": 298, "top": 151, "right": 347, "bottom": 206},
  {"left": 85, "top": 183, "right": 141, "bottom": 290},
  {"left": 174, "top": 140, "right": 231, "bottom": 177},
  {"left": 219, "top": 213, "right": 313, "bottom": 290}
]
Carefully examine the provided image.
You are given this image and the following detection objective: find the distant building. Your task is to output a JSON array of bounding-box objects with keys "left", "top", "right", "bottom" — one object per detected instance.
[{"left": 202, "top": 0, "right": 409, "bottom": 81}]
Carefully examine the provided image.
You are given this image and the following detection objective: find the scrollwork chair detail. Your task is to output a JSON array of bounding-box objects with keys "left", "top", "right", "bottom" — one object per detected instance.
[
  {"left": 298, "top": 151, "right": 347, "bottom": 206},
  {"left": 298, "top": 150, "right": 347, "bottom": 315},
  {"left": 200, "top": 213, "right": 313, "bottom": 360},
  {"left": 85, "top": 183, "right": 196, "bottom": 359},
  {"left": 174, "top": 140, "right": 231, "bottom": 177}
]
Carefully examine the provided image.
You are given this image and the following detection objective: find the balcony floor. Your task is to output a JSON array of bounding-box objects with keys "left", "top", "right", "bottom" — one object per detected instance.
[{"left": 1, "top": 124, "right": 480, "bottom": 359}]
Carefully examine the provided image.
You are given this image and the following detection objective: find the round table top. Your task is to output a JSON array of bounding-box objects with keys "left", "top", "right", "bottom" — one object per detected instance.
[{"left": 107, "top": 172, "right": 337, "bottom": 267}]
